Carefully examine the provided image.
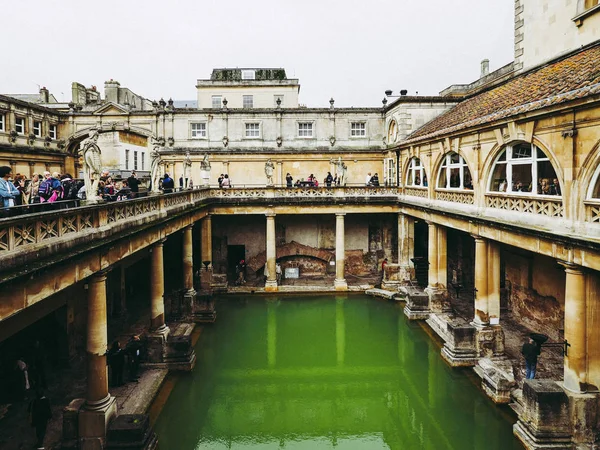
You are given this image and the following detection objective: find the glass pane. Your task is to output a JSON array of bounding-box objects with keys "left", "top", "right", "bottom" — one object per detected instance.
[
  {"left": 414, "top": 158, "right": 421, "bottom": 168},
  {"left": 464, "top": 167, "right": 473, "bottom": 190},
  {"left": 538, "top": 160, "right": 559, "bottom": 195},
  {"left": 491, "top": 163, "right": 507, "bottom": 191},
  {"left": 512, "top": 163, "right": 533, "bottom": 192},
  {"left": 422, "top": 172, "right": 428, "bottom": 187},
  {"left": 592, "top": 177, "right": 600, "bottom": 198},
  {"left": 497, "top": 150, "right": 506, "bottom": 162},
  {"left": 512, "top": 144, "right": 532, "bottom": 159},
  {"left": 437, "top": 167, "right": 447, "bottom": 188},
  {"left": 450, "top": 153, "right": 460, "bottom": 164},
  {"left": 537, "top": 148, "right": 547, "bottom": 159},
  {"left": 414, "top": 170, "right": 422, "bottom": 186},
  {"left": 450, "top": 168, "right": 460, "bottom": 188}
]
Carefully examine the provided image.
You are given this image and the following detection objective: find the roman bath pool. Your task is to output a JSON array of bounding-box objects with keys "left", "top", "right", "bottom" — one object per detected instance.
[{"left": 154, "top": 294, "right": 521, "bottom": 449}]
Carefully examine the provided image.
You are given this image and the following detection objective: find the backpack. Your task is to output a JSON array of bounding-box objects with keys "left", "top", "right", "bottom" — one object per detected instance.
[
  {"left": 38, "top": 179, "right": 52, "bottom": 200},
  {"left": 61, "top": 179, "right": 80, "bottom": 200}
]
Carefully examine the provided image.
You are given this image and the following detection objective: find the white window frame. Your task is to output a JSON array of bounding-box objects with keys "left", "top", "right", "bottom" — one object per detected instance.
[
  {"left": 15, "top": 117, "right": 25, "bottom": 135},
  {"left": 437, "top": 152, "right": 472, "bottom": 190},
  {"left": 0, "top": 114, "right": 5, "bottom": 132},
  {"left": 190, "top": 122, "right": 207, "bottom": 139},
  {"left": 243, "top": 95, "right": 254, "bottom": 109},
  {"left": 48, "top": 124, "right": 57, "bottom": 140},
  {"left": 242, "top": 70, "right": 256, "bottom": 80},
  {"left": 350, "top": 122, "right": 366, "bottom": 137},
  {"left": 211, "top": 95, "right": 222, "bottom": 109},
  {"left": 405, "top": 157, "right": 427, "bottom": 187},
  {"left": 244, "top": 122, "right": 261, "bottom": 139},
  {"left": 134, "top": 151, "right": 138, "bottom": 170},
  {"left": 384, "top": 157, "right": 396, "bottom": 186},
  {"left": 297, "top": 122, "right": 314, "bottom": 138},
  {"left": 33, "top": 121, "right": 42, "bottom": 137},
  {"left": 125, "top": 149, "right": 130, "bottom": 170},
  {"left": 488, "top": 143, "right": 558, "bottom": 196}
]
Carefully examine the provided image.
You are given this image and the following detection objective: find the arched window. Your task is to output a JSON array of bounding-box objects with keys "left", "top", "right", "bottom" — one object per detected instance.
[
  {"left": 437, "top": 152, "right": 473, "bottom": 190},
  {"left": 406, "top": 157, "right": 428, "bottom": 187},
  {"left": 489, "top": 143, "right": 560, "bottom": 195}
]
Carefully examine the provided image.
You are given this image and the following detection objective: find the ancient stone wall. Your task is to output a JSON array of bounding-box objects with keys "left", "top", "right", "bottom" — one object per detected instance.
[{"left": 505, "top": 249, "right": 565, "bottom": 340}]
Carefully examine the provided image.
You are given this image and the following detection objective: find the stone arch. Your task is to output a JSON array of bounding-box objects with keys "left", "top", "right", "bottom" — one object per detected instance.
[
  {"left": 573, "top": 137, "right": 600, "bottom": 220},
  {"left": 431, "top": 150, "right": 475, "bottom": 191},
  {"left": 480, "top": 136, "right": 564, "bottom": 194},
  {"left": 246, "top": 241, "right": 334, "bottom": 273},
  {"left": 403, "top": 156, "right": 428, "bottom": 187}
]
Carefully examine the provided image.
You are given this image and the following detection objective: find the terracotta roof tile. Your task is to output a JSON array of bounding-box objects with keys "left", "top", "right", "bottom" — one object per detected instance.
[{"left": 405, "top": 44, "right": 600, "bottom": 144}]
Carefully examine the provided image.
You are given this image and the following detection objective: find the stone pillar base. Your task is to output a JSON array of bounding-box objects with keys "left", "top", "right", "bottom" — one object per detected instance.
[
  {"left": 182, "top": 289, "right": 196, "bottom": 317},
  {"left": 473, "top": 357, "right": 516, "bottom": 403},
  {"left": 473, "top": 324, "right": 505, "bottom": 358},
  {"left": 144, "top": 324, "right": 196, "bottom": 371},
  {"left": 440, "top": 319, "right": 478, "bottom": 367},
  {"left": 513, "top": 380, "right": 572, "bottom": 450},
  {"left": 402, "top": 286, "right": 430, "bottom": 320},
  {"left": 78, "top": 396, "right": 118, "bottom": 450},
  {"left": 265, "top": 280, "right": 278, "bottom": 292},
  {"left": 200, "top": 268, "right": 213, "bottom": 291},
  {"left": 146, "top": 326, "right": 170, "bottom": 364},
  {"left": 334, "top": 278, "right": 348, "bottom": 291},
  {"left": 106, "top": 414, "right": 158, "bottom": 450},
  {"left": 425, "top": 286, "right": 452, "bottom": 314},
  {"left": 192, "top": 294, "right": 217, "bottom": 323}
]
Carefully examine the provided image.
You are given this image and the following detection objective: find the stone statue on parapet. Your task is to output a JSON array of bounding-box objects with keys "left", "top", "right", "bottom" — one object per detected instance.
[
  {"left": 265, "top": 158, "right": 275, "bottom": 186},
  {"left": 200, "top": 153, "right": 211, "bottom": 186},
  {"left": 80, "top": 128, "right": 102, "bottom": 202},
  {"left": 331, "top": 156, "right": 347, "bottom": 186},
  {"left": 183, "top": 150, "right": 192, "bottom": 186},
  {"left": 150, "top": 136, "right": 165, "bottom": 193}
]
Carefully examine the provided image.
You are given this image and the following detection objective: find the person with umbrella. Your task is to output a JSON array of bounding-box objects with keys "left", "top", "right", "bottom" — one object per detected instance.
[{"left": 522, "top": 333, "right": 545, "bottom": 379}]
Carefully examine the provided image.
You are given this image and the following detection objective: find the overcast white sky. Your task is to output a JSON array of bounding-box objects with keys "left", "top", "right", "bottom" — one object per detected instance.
[{"left": 3, "top": 0, "right": 514, "bottom": 107}]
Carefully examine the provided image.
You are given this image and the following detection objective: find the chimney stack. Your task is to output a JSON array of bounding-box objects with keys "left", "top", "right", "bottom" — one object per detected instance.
[
  {"left": 39, "top": 86, "right": 49, "bottom": 103},
  {"left": 481, "top": 59, "right": 490, "bottom": 78}
]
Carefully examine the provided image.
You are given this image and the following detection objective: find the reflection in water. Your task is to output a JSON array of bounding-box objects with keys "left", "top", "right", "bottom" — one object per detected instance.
[{"left": 155, "top": 295, "right": 522, "bottom": 449}]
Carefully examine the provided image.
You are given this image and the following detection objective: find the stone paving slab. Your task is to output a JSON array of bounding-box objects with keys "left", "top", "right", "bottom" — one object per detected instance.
[{"left": 114, "top": 369, "right": 168, "bottom": 415}]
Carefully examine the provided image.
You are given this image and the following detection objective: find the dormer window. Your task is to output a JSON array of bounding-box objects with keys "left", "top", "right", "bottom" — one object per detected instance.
[{"left": 242, "top": 70, "right": 255, "bottom": 80}]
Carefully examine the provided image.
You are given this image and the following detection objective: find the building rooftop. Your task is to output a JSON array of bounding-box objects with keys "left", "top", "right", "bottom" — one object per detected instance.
[{"left": 404, "top": 42, "right": 600, "bottom": 144}]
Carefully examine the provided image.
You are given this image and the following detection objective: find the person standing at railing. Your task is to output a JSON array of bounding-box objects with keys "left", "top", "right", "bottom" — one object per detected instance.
[
  {"left": 29, "top": 173, "right": 41, "bottom": 204},
  {"left": 13, "top": 174, "right": 27, "bottom": 205},
  {"left": 286, "top": 173, "right": 293, "bottom": 188},
  {"left": 162, "top": 173, "right": 174, "bottom": 193},
  {"left": 222, "top": 174, "right": 230, "bottom": 188},
  {"left": 127, "top": 171, "right": 140, "bottom": 198},
  {"left": 325, "top": 172, "right": 333, "bottom": 187},
  {"left": 0, "top": 166, "right": 20, "bottom": 207}
]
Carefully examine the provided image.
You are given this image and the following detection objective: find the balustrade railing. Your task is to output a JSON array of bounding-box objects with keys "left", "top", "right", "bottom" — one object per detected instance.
[
  {"left": 485, "top": 193, "right": 564, "bottom": 218},
  {"left": 585, "top": 201, "right": 600, "bottom": 223},
  {"left": 435, "top": 190, "right": 474, "bottom": 205},
  {"left": 404, "top": 187, "right": 428, "bottom": 198}
]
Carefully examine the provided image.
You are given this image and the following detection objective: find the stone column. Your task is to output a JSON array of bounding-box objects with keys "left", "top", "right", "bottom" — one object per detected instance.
[
  {"left": 473, "top": 236, "right": 489, "bottom": 326},
  {"left": 85, "top": 272, "right": 113, "bottom": 409},
  {"left": 334, "top": 213, "right": 348, "bottom": 290},
  {"left": 150, "top": 240, "right": 167, "bottom": 331},
  {"left": 437, "top": 225, "right": 447, "bottom": 288},
  {"left": 487, "top": 241, "right": 501, "bottom": 324},
  {"left": 427, "top": 222, "right": 439, "bottom": 287},
  {"left": 265, "top": 213, "right": 278, "bottom": 291},
  {"left": 200, "top": 215, "right": 213, "bottom": 291},
  {"left": 182, "top": 225, "right": 196, "bottom": 315},
  {"left": 562, "top": 262, "right": 587, "bottom": 393},
  {"left": 201, "top": 215, "right": 212, "bottom": 266},
  {"left": 398, "top": 213, "right": 415, "bottom": 283},
  {"left": 79, "top": 271, "right": 117, "bottom": 448},
  {"left": 425, "top": 222, "right": 449, "bottom": 313}
]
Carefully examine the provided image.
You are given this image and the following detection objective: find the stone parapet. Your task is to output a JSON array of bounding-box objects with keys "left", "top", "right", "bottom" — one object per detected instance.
[
  {"left": 439, "top": 319, "right": 478, "bottom": 367},
  {"left": 402, "top": 286, "right": 430, "bottom": 320},
  {"left": 473, "top": 357, "right": 516, "bottom": 404},
  {"left": 513, "top": 380, "right": 571, "bottom": 449}
]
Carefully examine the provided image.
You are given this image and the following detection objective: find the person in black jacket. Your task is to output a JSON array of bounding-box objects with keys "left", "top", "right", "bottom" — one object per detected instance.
[
  {"left": 127, "top": 171, "right": 140, "bottom": 198},
  {"left": 126, "top": 335, "right": 143, "bottom": 382},
  {"left": 521, "top": 337, "right": 541, "bottom": 379},
  {"left": 107, "top": 341, "right": 125, "bottom": 386},
  {"left": 162, "top": 173, "right": 174, "bottom": 194},
  {"left": 29, "top": 389, "right": 52, "bottom": 449}
]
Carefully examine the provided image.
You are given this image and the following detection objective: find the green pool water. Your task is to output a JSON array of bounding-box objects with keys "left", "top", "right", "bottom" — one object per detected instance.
[{"left": 154, "top": 295, "right": 522, "bottom": 449}]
